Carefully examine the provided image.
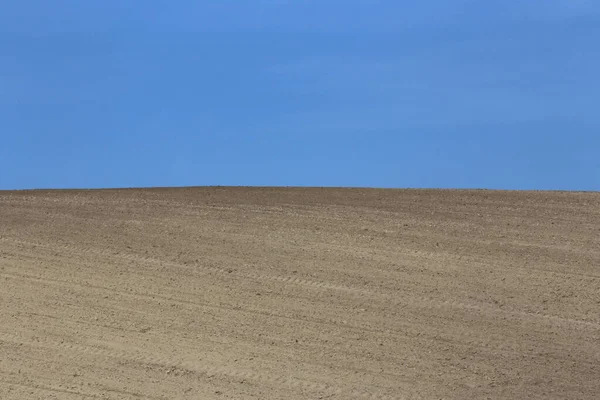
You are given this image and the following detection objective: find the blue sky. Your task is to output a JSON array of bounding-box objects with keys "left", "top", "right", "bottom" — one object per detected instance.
[{"left": 1, "top": 1, "right": 598, "bottom": 190}]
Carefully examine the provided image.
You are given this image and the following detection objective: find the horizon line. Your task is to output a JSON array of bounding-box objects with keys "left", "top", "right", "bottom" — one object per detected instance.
[{"left": 0, "top": 185, "right": 598, "bottom": 194}]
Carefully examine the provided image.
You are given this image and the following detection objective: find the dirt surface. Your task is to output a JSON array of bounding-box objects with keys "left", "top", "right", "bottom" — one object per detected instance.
[{"left": 0, "top": 187, "right": 599, "bottom": 399}]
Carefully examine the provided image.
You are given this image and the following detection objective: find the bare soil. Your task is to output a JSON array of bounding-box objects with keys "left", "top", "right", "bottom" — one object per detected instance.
[{"left": 0, "top": 187, "right": 598, "bottom": 399}]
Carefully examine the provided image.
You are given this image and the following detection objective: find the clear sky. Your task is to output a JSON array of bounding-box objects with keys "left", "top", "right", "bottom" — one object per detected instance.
[{"left": 1, "top": 1, "right": 598, "bottom": 191}]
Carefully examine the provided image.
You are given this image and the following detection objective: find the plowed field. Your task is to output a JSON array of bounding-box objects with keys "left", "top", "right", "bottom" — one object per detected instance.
[{"left": 1, "top": 187, "right": 598, "bottom": 399}]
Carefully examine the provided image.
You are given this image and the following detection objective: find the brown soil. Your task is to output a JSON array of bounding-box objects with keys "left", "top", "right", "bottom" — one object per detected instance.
[{"left": 0, "top": 187, "right": 598, "bottom": 399}]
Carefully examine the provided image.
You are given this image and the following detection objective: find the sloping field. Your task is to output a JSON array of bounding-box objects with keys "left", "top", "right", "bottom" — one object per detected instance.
[{"left": 0, "top": 187, "right": 598, "bottom": 399}]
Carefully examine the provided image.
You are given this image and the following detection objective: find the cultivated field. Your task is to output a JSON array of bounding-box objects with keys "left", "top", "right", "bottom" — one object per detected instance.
[{"left": 0, "top": 187, "right": 598, "bottom": 399}]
